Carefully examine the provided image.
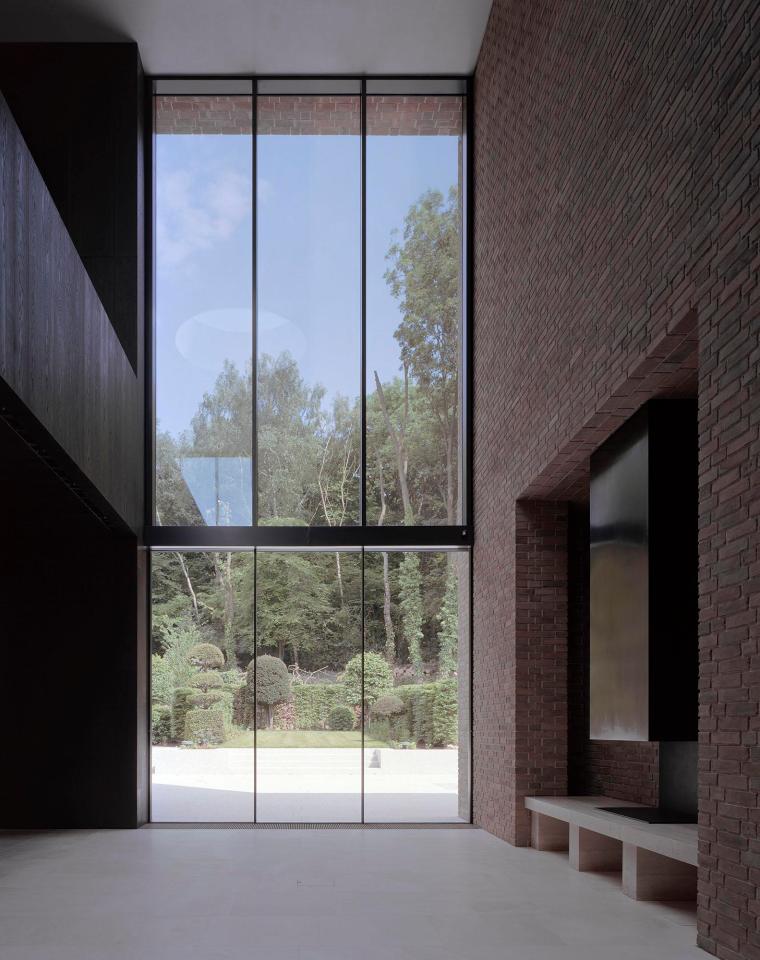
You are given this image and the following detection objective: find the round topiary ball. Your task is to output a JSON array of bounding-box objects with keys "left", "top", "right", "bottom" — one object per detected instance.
[
  {"left": 189, "top": 689, "right": 226, "bottom": 710},
  {"left": 372, "top": 693, "right": 405, "bottom": 718},
  {"left": 187, "top": 643, "right": 225, "bottom": 670},
  {"left": 190, "top": 671, "right": 224, "bottom": 691},
  {"left": 327, "top": 704, "right": 355, "bottom": 731}
]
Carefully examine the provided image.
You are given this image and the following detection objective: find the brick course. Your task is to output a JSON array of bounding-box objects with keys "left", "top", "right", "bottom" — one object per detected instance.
[
  {"left": 154, "top": 95, "right": 462, "bottom": 137},
  {"left": 473, "top": 2, "right": 759, "bottom": 955}
]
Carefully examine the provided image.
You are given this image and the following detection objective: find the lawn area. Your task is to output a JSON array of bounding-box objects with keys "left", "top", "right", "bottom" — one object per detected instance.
[{"left": 220, "top": 730, "right": 390, "bottom": 749}]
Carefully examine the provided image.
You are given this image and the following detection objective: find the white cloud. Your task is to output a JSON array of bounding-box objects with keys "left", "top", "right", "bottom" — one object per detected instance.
[{"left": 156, "top": 167, "right": 252, "bottom": 269}]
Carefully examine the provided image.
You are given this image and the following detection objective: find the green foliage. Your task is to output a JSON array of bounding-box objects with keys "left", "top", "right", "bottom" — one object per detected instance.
[
  {"left": 185, "top": 708, "right": 226, "bottom": 745},
  {"left": 342, "top": 652, "right": 393, "bottom": 708},
  {"left": 219, "top": 669, "right": 246, "bottom": 690},
  {"left": 171, "top": 687, "right": 195, "bottom": 741},
  {"left": 437, "top": 565, "right": 459, "bottom": 678},
  {"left": 327, "top": 705, "right": 355, "bottom": 731},
  {"left": 151, "top": 705, "right": 172, "bottom": 745},
  {"left": 432, "top": 678, "right": 458, "bottom": 746},
  {"left": 372, "top": 693, "right": 405, "bottom": 718},
  {"left": 153, "top": 615, "right": 201, "bottom": 690},
  {"left": 292, "top": 683, "right": 349, "bottom": 730},
  {"left": 189, "top": 690, "right": 226, "bottom": 710},
  {"left": 151, "top": 655, "right": 173, "bottom": 707},
  {"left": 255, "top": 548, "right": 334, "bottom": 665},
  {"left": 385, "top": 186, "right": 460, "bottom": 525},
  {"left": 389, "top": 681, "right": 457, "bottom": 747},
  {"left": 191, "top": 671, "right": 224, "bottom": 692},
  {"left": 247, "top": 655, "right": 291, "bottom": 728},
  {"left": 398, "top": 553, "right": 424, "bottom": 679},
  {"left": 187, "top": 643, "right": 225, "bottom": 670}
]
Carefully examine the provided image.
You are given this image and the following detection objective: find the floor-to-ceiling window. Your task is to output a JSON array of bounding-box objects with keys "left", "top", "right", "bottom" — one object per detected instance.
[{"left": 149, "top": 78, "right": 471, "bottom": 823}]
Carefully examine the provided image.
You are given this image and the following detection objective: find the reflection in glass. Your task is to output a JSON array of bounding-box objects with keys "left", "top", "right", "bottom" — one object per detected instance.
[
  {"left": 366, "top": 96, "right": 464, "bottom": 527},
  {"left": 363, "top": 549, "right": 469, "bottom": 822},
  {"left": 255, "top": 550, "right": 362, "bottom": 822},
  {"left": 154, "top": 95, "right": 253, "bottom": 526},
  {"left": 256, "top": 96, "right": 361, "bottom": 526}
]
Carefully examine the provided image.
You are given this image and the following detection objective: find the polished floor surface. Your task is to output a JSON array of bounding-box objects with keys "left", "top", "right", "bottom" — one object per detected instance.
[{"left": 0, "top": 827, "right": 702, "bottom": 960}]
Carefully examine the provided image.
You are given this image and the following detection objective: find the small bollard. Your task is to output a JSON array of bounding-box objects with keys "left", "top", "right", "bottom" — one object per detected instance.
[{"left": 369, "top": 749, "right": 381, "bottom": 768}]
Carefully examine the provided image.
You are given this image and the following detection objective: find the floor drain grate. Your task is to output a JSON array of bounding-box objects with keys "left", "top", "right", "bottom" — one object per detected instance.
[{"left": 144, "top": 822, "right": 476, "bottom": 830}]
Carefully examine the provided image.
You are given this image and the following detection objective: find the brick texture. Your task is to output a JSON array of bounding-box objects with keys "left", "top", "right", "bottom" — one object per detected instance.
[
  {"left": 154, "top": 95, "right": 462, "bottom": 136},
  {"left": 473, "top": 2, "right": 759, "bottom": 955}
]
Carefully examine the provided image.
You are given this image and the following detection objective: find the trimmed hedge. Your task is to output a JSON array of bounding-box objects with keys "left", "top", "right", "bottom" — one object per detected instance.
[
  {"left": 172, "top": 687, "right": 195, "bottom": 741},
  {"left": 187, "top": 643, "right": 225, "bottom": 670},
  {"left": 185, "top": 708, "right": 226, "bottom": 745},
  {"left": 292, "top": 683, "right": 349, "bottom": 730},
  {"left": 392, "top": 681, "right": 458, "bottom": 747},
  {"left": 327, "top": 705, "right": 355, "bottom": 731},
  {"left": 152, "top": 705, "right": 172, "bottom": 744}
]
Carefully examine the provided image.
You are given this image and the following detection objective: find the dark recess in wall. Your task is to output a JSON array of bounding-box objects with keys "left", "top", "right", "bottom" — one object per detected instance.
[
  {"left": 0, "top": 415, "right": 145, "bottom": 827},
  {"left": 0, "top": 42, "right": 142, "bottom": 370}
]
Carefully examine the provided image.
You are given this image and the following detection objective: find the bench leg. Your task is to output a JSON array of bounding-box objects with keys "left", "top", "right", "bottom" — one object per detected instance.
[
  {"left": 531, "top": 812, "right": 569, "bottom": 851},
  {"left": 622, "top": 843, "right": 697, "bottom": 901},
  {"left": 569, "top": 824, "right": 622, "bottom": 872}
]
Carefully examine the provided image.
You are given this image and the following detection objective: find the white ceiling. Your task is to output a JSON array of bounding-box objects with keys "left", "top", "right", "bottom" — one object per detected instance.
[{"left": 0, "top": 0, "right": 493, "bottom": 75}]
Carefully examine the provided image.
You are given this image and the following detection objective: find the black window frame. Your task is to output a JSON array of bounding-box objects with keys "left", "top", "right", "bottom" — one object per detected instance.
[{"left": 145, "top": 74, "right": 472, "bottom": 550}]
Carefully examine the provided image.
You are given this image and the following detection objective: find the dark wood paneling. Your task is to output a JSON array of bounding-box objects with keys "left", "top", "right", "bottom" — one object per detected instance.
[
  {"left": 0, "top": 43, "right": 142, "bottom": 369},
  {"left": 0, "top": 91, "right": 141, "bottom": 531}
]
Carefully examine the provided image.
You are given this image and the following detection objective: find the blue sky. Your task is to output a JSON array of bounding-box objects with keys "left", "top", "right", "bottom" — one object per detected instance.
[{"left": 155, "top": 131, "right": 459, "bottom": 439}]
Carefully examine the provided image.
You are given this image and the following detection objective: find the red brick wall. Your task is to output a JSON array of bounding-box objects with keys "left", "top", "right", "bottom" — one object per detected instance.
[
  {"left": 154, "top": 95, "right": 462, "bottom": 137},
  {"left": 473, "top": 2, "right": 759, "bottom": 955}
]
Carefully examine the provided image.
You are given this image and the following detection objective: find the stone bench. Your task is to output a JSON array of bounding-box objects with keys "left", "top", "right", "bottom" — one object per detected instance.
[{"left": 525, "top": 796, "right": 698, "bottom": 901}]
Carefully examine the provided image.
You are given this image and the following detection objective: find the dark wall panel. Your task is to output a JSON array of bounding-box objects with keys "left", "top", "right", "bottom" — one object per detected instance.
[
  {"left": 0, "top": 418, "right": 145, "bottom": 827},
  {"left": 0, "top": 91, "right": 142, "bottom": 532},
  {"left": 0, "top": 43, "right": 143, "bottom": 370}
]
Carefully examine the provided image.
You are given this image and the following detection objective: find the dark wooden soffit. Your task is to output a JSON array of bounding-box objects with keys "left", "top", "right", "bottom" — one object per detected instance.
[{"left": 0, "top": 93, "right": 141, "bottom": 532}]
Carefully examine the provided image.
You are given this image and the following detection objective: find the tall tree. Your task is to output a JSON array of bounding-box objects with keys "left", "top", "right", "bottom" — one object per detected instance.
[
  {"left": 398, "top": 552, "right": 424, "bottom": 680},
  {"left": 385, "top": 187, "right": 461, "bottom": 524}
]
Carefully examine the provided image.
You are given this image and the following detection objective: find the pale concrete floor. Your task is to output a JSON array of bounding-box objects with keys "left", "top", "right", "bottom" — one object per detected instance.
[
  {"left": 152, "top": 747, "right": 464, "bottom": 822},
  {"left": 0, "top": 827, "right": 702, "bottom": 960}
]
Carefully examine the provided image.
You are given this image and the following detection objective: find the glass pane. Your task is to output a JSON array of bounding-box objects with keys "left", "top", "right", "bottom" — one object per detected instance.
[
  {"left": 150, "top": 551, "right": 254, "bottom": 822},
  {"left": 256, "top": 96, "right": 361, "bottom": 526},
  {"left": 366, "top": 96, "right": 464, "bottom": 526},
  {"left": 255, "top": 550, "right": 362, "bottom": 821},
  {"left": 154, "top": 95, "right": 253, "bottom": 526},
  {"left": 363, "top": 549, "right": 470, "bottom": 822}
]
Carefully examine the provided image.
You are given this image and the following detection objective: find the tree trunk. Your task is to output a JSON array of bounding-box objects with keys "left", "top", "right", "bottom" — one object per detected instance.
[
  {"left": 376, "top": 452, "right": 396, "bottom": 663},
  {"left": 374, "top": 369, "right": 413, "bottom": 523},
  {"left": 382, "top": 550, "right": 395, "bottom": 664}
]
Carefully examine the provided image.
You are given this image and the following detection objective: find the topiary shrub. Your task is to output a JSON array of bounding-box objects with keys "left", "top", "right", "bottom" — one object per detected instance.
[
  {"left": 342, "top": 652, "right": 393, "bottom": 729},
  {"left": 189, "top": 689, "right": 226, "bottom": 710},
  {"left": 185, "top": 708, "right": 226, "bottom": 745},
  {"left": 187, "top": 643, "right": 225, "bottom": 670},
  {"left": 247, "top": 655, "right": 291, "bottom": 728},
  {"left": 171, "top": 687, "right": 195, "bottom": 741},
  {"left": 151, "top": 705, "right": 172, "bottom": 744},
  {"left": 372, "top": 693, "right": 405, "bottom": 719},
  {"left": 190, "top": 671, "right": 224, "bottom": 692},
  {"left": 327, "top": 704, "right": 355, "bottom": 731}
]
